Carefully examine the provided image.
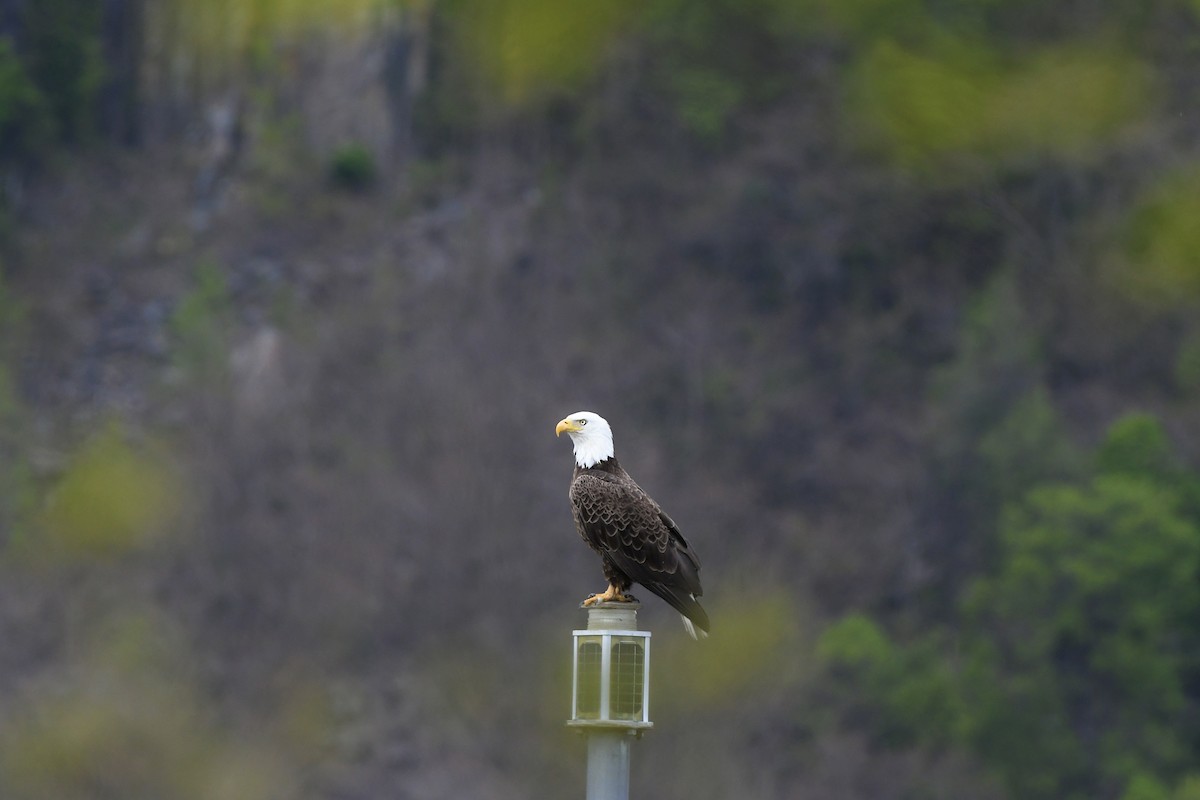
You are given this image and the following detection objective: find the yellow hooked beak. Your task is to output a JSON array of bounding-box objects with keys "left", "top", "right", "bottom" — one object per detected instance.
[{"left": 556, "top": 418, "right": 580, "bottom": 437}]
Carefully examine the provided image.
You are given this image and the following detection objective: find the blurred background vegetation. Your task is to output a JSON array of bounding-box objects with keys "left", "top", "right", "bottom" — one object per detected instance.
[{"left": 1, "top": 0, "right": 1200, "bottom": 797}]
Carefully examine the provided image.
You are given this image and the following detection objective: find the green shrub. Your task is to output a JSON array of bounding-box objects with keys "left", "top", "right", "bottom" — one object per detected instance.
[
  {"left": 329, "top": 143, "right": 377, "bottom": 191},
  {"left": 1095, "top": 413, "right": 1177, "bottom": 482},
  {"left": 1124, "top": 773, "right": 1171, "bottom": 800}
]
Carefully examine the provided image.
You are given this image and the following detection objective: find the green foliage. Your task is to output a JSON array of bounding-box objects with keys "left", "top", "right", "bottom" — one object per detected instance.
[
  {"left": 329, "top": 142, "right": 377, "bottom": 191},
  {"left": 1096, "top": 413, "right": 1178, "bottom": 481},
  {"left": 1124, "top": 774, "right": 1172, "bottom": 800},
  {"left": 1175, "top": 775, "right": 1200, "bottom": 800},
  {"left": 35, "top": 424, "right": 180, "bottom": 560},
  {"left": 640, "top": 0, "right": 804, "bottom": 144},
  {"left": 825, "top": 412, "right": 1200, "bottom": 798},
  {"left": 977, "top": 386, "right": 1084, "bottom": 504},
  {"left": 170, "top": 261, "right": 233, "bottom": 379},
  {"left": 846, "top": 40, "right": 990, "bottom": 168},
  {"left": 446, "top": 0, "right": 636, "bottom": 107},
  {"left": 846, "top": 40, "right": 1153, "bottom": 174},
  {"left": 968, "top": 475, "right": 1200, "bottom": 764},
  {"left": 0, "top": 611, "right": 297, "bottom": 799},
  {"left": 1119, "top": 165, "right": 1200, "bottom": 307},
  {"left": 24, "top": 0, "right": 105, "bottom": 143},
  {"left": 0, "top": 40, "right": 52, "bottom": 162},
  {"left": 0, "top": 0, "right": 113, "bottom": 160},
  {"left": 818, "top": 613, "right": 891, "bottom": 667},
  {"left": 973, "top": 469, "right": 1200, "bottom": 795},
  {"left": 820, "top": 616, "right": 963, "bottom": 747},
  {"left": 926, "top": 274, "right": 1055, "bottom": 582},
  {"left": 807, "top": 0, "right": 932, "bottom": 39},
  {"left": 426, "top": 0, "right": 808, "bottom": 145}
]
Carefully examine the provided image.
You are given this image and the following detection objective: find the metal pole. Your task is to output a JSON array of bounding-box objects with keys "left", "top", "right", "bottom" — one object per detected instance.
[{"left": 586, "top": 730, "right": 631, "bottom": 800}]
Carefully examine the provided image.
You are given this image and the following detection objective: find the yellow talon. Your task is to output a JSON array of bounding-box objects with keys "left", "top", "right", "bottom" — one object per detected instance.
[{"left": 583, "top": 584, "right": 632, "bottom": 605}]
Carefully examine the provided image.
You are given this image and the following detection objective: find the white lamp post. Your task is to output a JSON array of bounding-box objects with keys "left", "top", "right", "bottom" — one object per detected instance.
[{"left": 568, "top": 601, "right": 652, "bottom": 800}]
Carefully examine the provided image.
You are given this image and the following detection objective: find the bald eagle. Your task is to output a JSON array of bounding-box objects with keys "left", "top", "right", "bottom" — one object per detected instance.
[{"left": 556, "top": 411, "right": 710, "bottom": 639}]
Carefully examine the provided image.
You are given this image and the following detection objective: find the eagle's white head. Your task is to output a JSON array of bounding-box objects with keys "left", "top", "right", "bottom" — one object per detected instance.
[{"left": 555, "top": 411, "right": 614, "bottom": 469}]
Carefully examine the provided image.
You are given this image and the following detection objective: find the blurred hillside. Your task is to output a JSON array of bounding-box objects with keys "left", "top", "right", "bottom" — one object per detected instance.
[{"left": 2, "top": 1, "right": 1200, "bottom": 798}]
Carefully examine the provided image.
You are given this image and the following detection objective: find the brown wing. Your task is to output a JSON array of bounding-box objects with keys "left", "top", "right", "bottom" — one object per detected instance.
[{"left": 570, "top": 471, "right": 709, "bottom": 633}]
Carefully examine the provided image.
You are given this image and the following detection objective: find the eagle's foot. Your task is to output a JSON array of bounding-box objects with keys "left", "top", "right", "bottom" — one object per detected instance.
[{"left": 583, "top": 585, "right": 636, "bottom": 606}]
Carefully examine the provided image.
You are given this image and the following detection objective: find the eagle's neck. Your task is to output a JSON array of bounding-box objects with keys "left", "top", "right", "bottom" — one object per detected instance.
[
  {"left": 574, "top": 456, "right": 620, "bottom": 478},
  {"left": 572, "top": 430, "right": 614, "bottom": 470}
]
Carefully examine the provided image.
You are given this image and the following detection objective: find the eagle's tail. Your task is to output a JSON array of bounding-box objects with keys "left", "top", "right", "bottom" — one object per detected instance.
[
  {"left": 649, "top": 583, "right": 710, "bottom": 639},
  {"left": 681, "top": 615, "right": 708, "bottom": 640}
]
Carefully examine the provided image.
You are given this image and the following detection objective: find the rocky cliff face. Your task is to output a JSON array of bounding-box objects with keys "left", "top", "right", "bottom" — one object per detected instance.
[{"left": 3, "top": 3, "right": 1200, "bottom": 798}]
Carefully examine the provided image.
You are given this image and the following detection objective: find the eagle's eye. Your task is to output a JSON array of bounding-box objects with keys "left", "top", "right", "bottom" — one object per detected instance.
[{"left": 578, "top": 419, "right": 588, "bottom": 426}]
